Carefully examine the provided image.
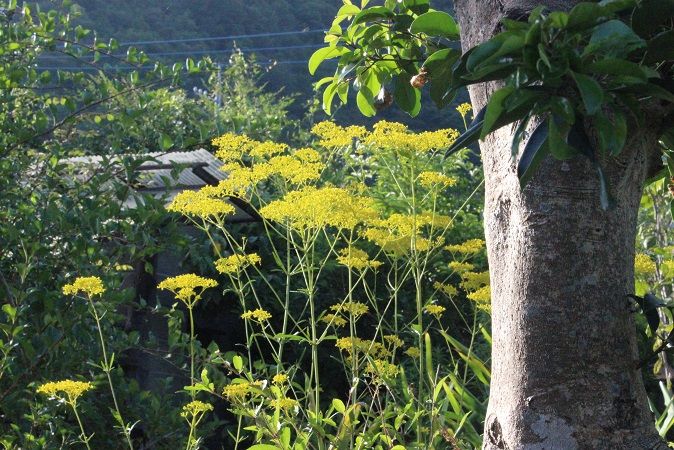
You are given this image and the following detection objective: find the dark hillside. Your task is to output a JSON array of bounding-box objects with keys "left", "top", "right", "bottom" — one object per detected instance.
[{"left": 38, "top": 0, "right": 464, "bottom": 130}]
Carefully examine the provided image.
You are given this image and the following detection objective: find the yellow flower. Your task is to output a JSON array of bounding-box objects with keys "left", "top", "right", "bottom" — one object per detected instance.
[
  {"left": 418, "top": 171, "right": 457, "bottom": 188},
  {"left": 260, "top": 186, "right": 379, "bottom": 230},
  {"left": 269, "top": 397, "right": 299, "bottom": 410},
  {"left": 405, "top": 347, "right": 421, "bottom": 358},
  {"left": 320, "top": 313, "right": 347, "bottom": 328},
  {"left": 222, "top": 381, "right": 262, "bottom": 401},
  {"left": 365, "top": 359, "right": 399, "bottom": 382},
  {"left": 330, "top": 301, "right": 369, "bottom": 318},
  {"left": 249, "top": 141, "right": 288, "bottom": 159},
  {"left": 62, "top": 276, "right": 106, "bottom": 297},
  {"left": 383, "top": 334, "right": 404, "bottom": 348},
  {"left": 241, "top": 308, "right": 272, "bottom": 322},
  {"left": 212, "top": 133, "right": 256, "bottom": 162},
  {"left": 424, "top": 304, "right": 446, "bottom": 319},
  {"left": 456, "top": 103, "right": 472, "bottom": 118},
  {"left": 215, "top": 253, "right": 261, "bottom": 275},
  {"left": 433, "top": 281, "right": 458, "bottom": 297},
  {"left": 272, "top": 373, "right": 289, "bottom": 385},
  {"left": 336, "top": 247, "right": 382, "bottom": 271},
  {"left": 445, "top": 239, "right": 485, "bottom": 255},
  {"left": 180, "top": 400, "right": 213, "bottom": 418},
  {"left": 467, "top": 286, "right": 491, "bottom": 313},
  {"left": 635, "top": 253, "right": 657, "bottom": 276},
  {"left": 293, "top": 147, "right": 322, "bottom": 163},
  {"left": 266, "top": 155, "right": 323, "bottom": 184},
  {"left": 167, "top": 189, "right": 235, "bottom": 219},
  {"left": 364, "top": 121, "right": 458, "bottom": 153},
  {"left": 335, "top": 337, "right": 390, "bottom": 359},
  {"left": 157, "top": 274, "right": 217, "bottom": 306},
  {"left": 37, "top": 379, "right": 93, "bottom": 403},
  {"left": 460, "top": 271, "right": 490, "bottom": 291},
  {"left": 311, "top": 121, "right": 368, "bottom": 148},
  {"left": 448, "top": 261, "right": 475, "bottom": 273}
]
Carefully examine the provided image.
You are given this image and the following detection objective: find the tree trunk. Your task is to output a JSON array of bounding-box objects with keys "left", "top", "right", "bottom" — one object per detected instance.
[{"left": 454, "top": 1, "right": 668, "bottom": 448}]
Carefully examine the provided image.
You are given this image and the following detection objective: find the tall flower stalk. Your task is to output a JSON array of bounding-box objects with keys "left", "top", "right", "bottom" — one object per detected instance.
[{"left": 62, "top": 277, "right": 134, "bottom": 450}]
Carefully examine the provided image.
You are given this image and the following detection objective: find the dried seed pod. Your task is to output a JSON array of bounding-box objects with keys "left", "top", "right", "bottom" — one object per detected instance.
[
  {"left": 410, "top": 67, "right": 428, "bottom": 89},
  {"left": 374, "top": 87, "right": 393, "bottom": 110}
]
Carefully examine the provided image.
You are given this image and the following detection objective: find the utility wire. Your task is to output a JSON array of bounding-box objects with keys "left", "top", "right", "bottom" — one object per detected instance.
[
  {"left": 117, "top": 29, "right": 324, "bottom": 46},
  {"left": 39, "top": 43, "right": 322, "bottom": 61},
  {"left": 37, "top": 59, "right": 309, "bottom": 71}
]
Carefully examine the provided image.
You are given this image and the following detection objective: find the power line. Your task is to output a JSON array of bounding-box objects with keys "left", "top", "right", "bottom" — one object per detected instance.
[
  {"left": 39, "top": 43, "right": 322, "bottom": 61},
  {"left": 36, "top": 59, "right": 310, "bottom": 71},
  {"left": 118, "top": 29, "right": 325, "bottom": 46}
]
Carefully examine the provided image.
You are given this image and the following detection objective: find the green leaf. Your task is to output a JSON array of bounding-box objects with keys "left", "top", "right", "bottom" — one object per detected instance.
[
  {"left": 232, "top": 355, "right": 243, "bottom": 371},
  {"left": 596, "top": 164, "right": 615, "bottom": 210},
  {"left": 410, "top": 11, "right": 459, "bottom": 39},
  {"left": 332, "top": 398, "right": 346, "bottom": 413},
  {"left": 322, "top": 81, "right": 339, "bottom": 115},
  {"left": 308, "top": 47, "right": 349, "bottom": 75},
  {"left": 566, "top": 2, "right": 609, "bottom": 30},
  {"left": 481, "top": 86, "right": 514, "bottom": 138},
  {"left": 352, "top": 6, "right": 394, "bottom": 25},
  {"left": 586, "top": 58, "right": 648, "bottom": 81},
  {"left": 585, "top": 20, "right": 645, "bottom": 57},
  {"left": 393, "top": 74, "right": 421, "bottom": 117},
  {"left": 356, "top": 89, "right": 376, "bottom": 117},
  {"left": 517, "top": 120, "right": 549, "bottom": 188},
  {"left": 248, "top": 445, "right": 281, "bottom": 450},
  {"left": 571, "top": 72, "right": 604, "bottom": 115},
  {"left": 595, "top": 110, "right": 627, "bottom": 156},
  {"left": 159, "top": 133, "right": 173, "bottom": 151},
  {"left": 548, "top": 116, "right": 577, "bottom": 160}
]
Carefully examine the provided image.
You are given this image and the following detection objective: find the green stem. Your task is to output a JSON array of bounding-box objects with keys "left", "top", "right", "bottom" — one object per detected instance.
[
  {"left": 88, "top": 296, "right": 134, "bottom": 450},
  {"left": 188, "top": 305, "right": 196, "bottom": 401},
  {"left": 70, "top": 402, "right": 92, "bottom": 450}
]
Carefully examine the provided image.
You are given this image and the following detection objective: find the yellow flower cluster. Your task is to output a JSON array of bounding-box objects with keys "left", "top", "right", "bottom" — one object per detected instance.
[
  {"left": 212, "top": 133, "right": 255, "bottom": 162},
  {"left": 383, "top": 334, "right": 404, "bottom": 348},
  {"left": 167, "top": 189, "right": 235, "bottom": 220},
  {"left": 180, "top": 400, "right": 213, "bottom": 418},
  {"left": 311, "top": 121, "right": 367, "bottom": 148},
  {"left": 272, "top": 373, "right": 289, "bottom": 385},
  {"left": 265, "top": 155, "right": 324, "bottom": 185},
  {"left": 635, "top": 253, "right": 657, "bottom": 276},
  {"left": 445, "top": 239, "right": 485, "bottom": 254},
  {"left": 362, "top": 212, "right": 450, "bottom": 256},
  {"left": 293, "top": 147, "right": 322, "bottom": 163},
  {"left": 433, "top": 281, "right": 458, "bottom": 297},
  {"left": 335, "top": 337, "right": 391, "bottom": 359},
  {"left": 260, "top": 186, "right": 378, "bottom": 230},
  {"left": 424, "top": 304, "right": 446, "bottom": 319},
  {"left": 222, "top": 381, "right": 262, "bottom": 401},
  {"left": 241, "top": 308, "right": 272, "bottom": 322},
  {"left": 330, "top": 301, "right": 369, "bottom": 318},
  {"left": 365, "top": 359, "right": 399, "bottom": 382},
  {"left": 405, "top": 347, "right": 421, "bottom": 358},
  {"left": 37, "top": 379, "right": 93, "bottom": 403},
  {"left": 418, "top": 171, "right": 457, "bottom": 189},
  {"left": 460, "top": 271, "right": 490, "bottom": 291},
  {"left": 269, "top": 397, "right": 299, "bottom": 410},
  {"left": 320, "top": 313, "right": 348, "bottom": 328},
  {"left": 336, "top": 248, "right": 382, "bottom": 271},
  {"left": 364, "top": 121, "right": 459, "bottom": 153},
  {"left": 467, "top": 286, "right": 491, "bottom": 313},
  {"left": 448, "top": 261, "right": 475, "bottom": 273},
  {"left": 215, "top": 253, "right": 261, "bottom": 274},
  {"left": 62, "top": 276, "right": 105, "bottom": 297},
  {"left": 456, "top": 103, "right": 472, "bottom": 118},
  {"left": 249, "top": 141, "right": 288, "bottom": 159},
  {"left": 157, "top": 274, "right": 218, "bottom": 306}
]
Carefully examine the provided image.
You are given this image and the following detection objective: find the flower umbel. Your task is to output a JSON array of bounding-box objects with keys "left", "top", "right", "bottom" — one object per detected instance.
[
  {"left": 62, "top": 276, "right": 105, "bottom": 297},
  {"left": 157, "top": 274, "right": 218, "bottom": 307},
  {"left": 37, "top": 379, "right": 93, "bottom": 404}
]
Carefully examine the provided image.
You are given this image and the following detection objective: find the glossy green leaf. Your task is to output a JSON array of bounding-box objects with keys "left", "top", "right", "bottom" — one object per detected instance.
[
  {"left": 322, "top": 80, "right": 339, "bottom": 115},
  {"left": 410, "top": 11, "right": 459, "bottom": 39},
  {"left": 352, "top": 6, "right": 394, "bottom": 25},
  {"left": 548, "top": 116, "right": 577, "bottom": 160},
  {"left": 572, "top": 72, "right": 604, "bottom": 115},
  {"left": 159, "top": 133, "right": 173, "bottom": 151},
  {"left": 308, "top": 46, "right": 349, "bottom": 75},
  {"left": 481, "top": 86, "right": 514, "bottom": 138},
  {"left": 586, "top": 58, "right": 648, "bottom": 81},
  {"left": 517, "top": 120, "right": 549, "bottom": 188},
  {"left": 393, "top": 74, "right": 421, "bottom": 117}
]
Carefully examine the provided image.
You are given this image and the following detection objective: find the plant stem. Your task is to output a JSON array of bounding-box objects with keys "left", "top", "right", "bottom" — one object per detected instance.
[
  {"left": 70, "top": 402, "right": 92, "bottom": 450},
  {"left": 188, "top": 305, "right": 196, "bottom": 401},
  {"left": 88, "top": 296, "right": 134, "bottom": 450}
]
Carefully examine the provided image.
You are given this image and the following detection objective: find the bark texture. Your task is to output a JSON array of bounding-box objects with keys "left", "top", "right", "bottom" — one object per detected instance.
[{"left": 454, "top": 1, "right": 669, "bottom": 448}]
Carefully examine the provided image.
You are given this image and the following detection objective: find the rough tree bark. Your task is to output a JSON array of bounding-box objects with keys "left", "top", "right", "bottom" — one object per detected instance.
[{"left": 454, "top": 1, "right": 670, "bottom": 448}]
